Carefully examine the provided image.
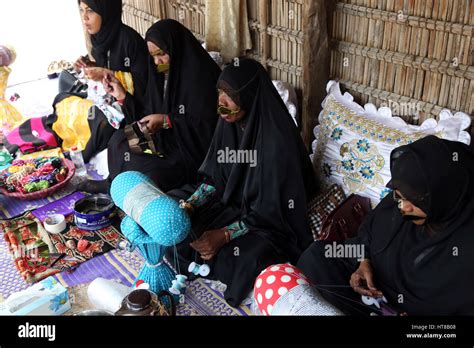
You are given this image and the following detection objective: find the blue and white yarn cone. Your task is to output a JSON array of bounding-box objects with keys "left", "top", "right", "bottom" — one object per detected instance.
[
  {"left": 112, "top": 172, "right": 191, "bottom": 299},
  {"left": 120, "top": 216, "right": 175, "bottom": 294},
  {"left": 111, "top": 171, "right": 191, "bottom": 246},
  {"left": 135, "top": 244, "right": 176, "bottom": 295}
]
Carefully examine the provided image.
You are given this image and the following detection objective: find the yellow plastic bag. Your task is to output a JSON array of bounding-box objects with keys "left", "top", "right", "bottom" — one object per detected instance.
[
  {"left": 115, "top": 71, "right": 134, "bottom": 95},
  {"left": 53, "top": 96, "right": 93, "bottom": 152}
]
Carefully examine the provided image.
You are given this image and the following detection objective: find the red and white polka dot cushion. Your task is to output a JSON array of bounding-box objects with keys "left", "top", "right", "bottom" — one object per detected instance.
[{"left": 253, "top": 263, "right": 310, "bottom": 316}]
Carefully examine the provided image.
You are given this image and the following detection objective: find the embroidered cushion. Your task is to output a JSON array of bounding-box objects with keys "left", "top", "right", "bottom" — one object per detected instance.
[
  {"left": 111, "top": 171, "right": 190, "bottom": 246},
  {"left": 312, "top": 81, "right": 471, "bottom": 206}
]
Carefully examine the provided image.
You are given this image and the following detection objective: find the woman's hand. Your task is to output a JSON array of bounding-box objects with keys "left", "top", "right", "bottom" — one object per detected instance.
[
  {"left": 101, "top": 73, "right": 127, "bottom": 101},
  {"left": 190, "top": 229, "right": 229, "bottom": 261},
  {"left": 140, "top": 114, "right": 166, "bottom": 135},
  {"left": 349, "top": 259, "right": 383, "bottom": 298},
  {"left": 73, "top": 56, "right": 95, "bottom": 72},
  {"left": 86, "top": 67, "right": 114, "bottom": 82}
]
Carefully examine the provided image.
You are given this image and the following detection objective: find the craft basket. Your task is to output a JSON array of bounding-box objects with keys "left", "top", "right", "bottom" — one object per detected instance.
[{"left": 0, "top": 159, "right": 76, "bottom": 201}]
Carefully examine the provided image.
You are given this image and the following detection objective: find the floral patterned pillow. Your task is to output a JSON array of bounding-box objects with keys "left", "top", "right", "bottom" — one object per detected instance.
[{"left": 312, "top": 81, "right": 471, "bottom": 207}]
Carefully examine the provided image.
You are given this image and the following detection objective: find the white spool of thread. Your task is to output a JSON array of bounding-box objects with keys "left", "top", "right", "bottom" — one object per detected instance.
[
  {"left": 87, "top": 278, "right": 133, "bottom": 313},
  {"left": 44, "top": 214, "right": 67, "bottom": 234}
]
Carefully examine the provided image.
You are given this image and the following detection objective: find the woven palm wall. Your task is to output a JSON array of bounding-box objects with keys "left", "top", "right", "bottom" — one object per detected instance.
[
  {"left": 121, "top": 0, "right": 473, "bottom": 143},
  {"left": 121, "top": 0, "right": 304, "bottom": 92},
  {"left": 329, "top": 0, "right": 474, "bottom": 124},
  {"left": 247, "top": 0, "right": 305, "bottom": 91}
]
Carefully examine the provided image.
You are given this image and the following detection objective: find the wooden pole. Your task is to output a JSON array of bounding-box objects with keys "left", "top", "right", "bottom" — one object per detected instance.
[
  {"left": 302, "top": 0, "right": 330, "bottom": 150},
  {"left": 259, "top": 0, "right": 269, "bottom": 69}
]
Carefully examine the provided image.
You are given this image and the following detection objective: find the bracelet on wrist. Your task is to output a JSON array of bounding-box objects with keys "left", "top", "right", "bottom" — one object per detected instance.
[
  {"left": 162, "top": 115, "right": 170, "bottom": 129},
  {"left": 223, "top": 228, "right": 231, "bottom": 244}
]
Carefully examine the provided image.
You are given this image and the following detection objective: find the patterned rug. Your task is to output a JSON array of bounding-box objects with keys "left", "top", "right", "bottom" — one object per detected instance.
[
  {"left": 0, "top": 212, "right": 124, "bottom": 284},
  {"left": 0, "top": 234, "right": 252, "bottom": 316},
  {"left": 53, "top": 248, "right": 252, "bottom": 316}
]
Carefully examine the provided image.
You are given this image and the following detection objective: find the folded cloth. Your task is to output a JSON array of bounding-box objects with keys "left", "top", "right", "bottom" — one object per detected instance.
[{"left": 0, "top": 212, "right": 124, "bottom": 284}]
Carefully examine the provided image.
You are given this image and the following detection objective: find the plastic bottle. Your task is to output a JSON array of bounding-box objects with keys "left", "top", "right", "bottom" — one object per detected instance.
[{"left": 70, "top": 147, "right": 87, "bottom": 176}]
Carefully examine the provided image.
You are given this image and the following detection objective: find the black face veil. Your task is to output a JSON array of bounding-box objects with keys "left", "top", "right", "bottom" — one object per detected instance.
[
  {"left": 143, "top": 19, "right": 221, "bottom": 182},
  {"left": 363, "top": 136, "right": 474, "bottom": 315},
  {"left": 387, "top": 135, "right": 474, "bottom": 225}
]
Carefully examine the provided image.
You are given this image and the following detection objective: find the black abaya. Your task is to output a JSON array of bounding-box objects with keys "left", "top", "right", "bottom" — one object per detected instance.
[
  {"left": 298, "top": 136, "right": 474, "bottom": 316},
  {"left": 107, "top": 19, "right": 221, "bottom": 190},
  {"left": 80, "top": 0, "right": 152, "bottom": 162},
  {"left": 167, "top": 58, "right": 318, "bottom": 307}
]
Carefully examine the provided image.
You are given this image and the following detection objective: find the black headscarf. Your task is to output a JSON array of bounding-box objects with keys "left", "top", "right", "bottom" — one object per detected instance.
[
  {"left": 144, "top": 19, "right": 221, "bottom": 182},
  {"left": 357, "top": 136, "right": 474, "bottom": 315},
  {"left": 80, "top": 0, "right": 123, "bottom": 66},
  {"left": 199, "top": 58, "right": 318, "bottom": 261}
]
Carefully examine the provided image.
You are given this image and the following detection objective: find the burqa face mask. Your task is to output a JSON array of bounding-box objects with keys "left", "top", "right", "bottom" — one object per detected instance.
[
  {"left": 157, "top": 64, "right": 170, "bottom": 73},
  {"left": 217, "top": 105, "right": 241, "bottom": 116}
]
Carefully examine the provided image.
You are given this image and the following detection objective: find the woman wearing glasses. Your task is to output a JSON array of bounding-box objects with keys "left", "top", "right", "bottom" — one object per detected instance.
[{"left": 297, "top": 136, "right": 474, "bottom": 316}]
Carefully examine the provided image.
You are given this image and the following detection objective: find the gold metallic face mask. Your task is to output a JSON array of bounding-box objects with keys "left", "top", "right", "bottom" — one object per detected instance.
[
  {"left": 217, "top": 105, "right": 241, "bottom": 116},
  {"left": 157, "top": 64, "right": 170, "bottom": 73}
]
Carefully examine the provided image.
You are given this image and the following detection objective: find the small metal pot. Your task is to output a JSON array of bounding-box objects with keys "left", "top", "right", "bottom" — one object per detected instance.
[{"left": 75, "top": 309, "right": 115, "bottom": 316}]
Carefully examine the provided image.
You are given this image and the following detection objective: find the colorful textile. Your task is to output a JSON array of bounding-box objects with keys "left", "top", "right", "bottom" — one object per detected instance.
[
  {"left": 0, "top": 213, "right": 124, "bottom": 284},
  {"left": 52, "top": 248, "right": 252, "bottom": 316},
  {"left": 0, "top": 212, "right": 53, "bottom": 283},
  {"left": 186, "top": 183, "right": 216, "bottom": 208},
  {"left": 53, "top": 96, "right": 93, "bottom": 152},
  {"left": 114, "top": 71, "right": 134, "bottom": 95},
  {"left": 223, "top": 220, "right": 249, "bottom": 240}
]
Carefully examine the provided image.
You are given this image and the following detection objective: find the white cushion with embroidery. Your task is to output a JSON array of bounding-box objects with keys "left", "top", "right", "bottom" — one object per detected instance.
[{"left": 312, "top": 81, "right": 471, "bottom": 207}]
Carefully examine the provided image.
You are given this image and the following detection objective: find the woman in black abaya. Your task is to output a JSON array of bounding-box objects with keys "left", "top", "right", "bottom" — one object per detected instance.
[
  {"left": 104, "top": 19, "right": 221, "bottom": 192},
  {"left": 166, "top": 58, "right": 318, "bottom": 307},
  {"left": 75, "top": 0, "right": 154, "bottom": 162},
  {"left": 297, "top": 135, "right": 474, "bottom": 316}
]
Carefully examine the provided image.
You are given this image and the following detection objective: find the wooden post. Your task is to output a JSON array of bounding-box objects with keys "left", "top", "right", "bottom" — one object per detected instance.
[
  {"left": 301, "top": 0, "right": 330, "bottom": 150},
  {"left": 258, "top": 0, "right": 269, "bottom": 69}
]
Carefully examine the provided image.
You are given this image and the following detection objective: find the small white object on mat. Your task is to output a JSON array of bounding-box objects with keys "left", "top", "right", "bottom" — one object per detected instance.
[
  {"left": 87, "top": 278, "right": 132, "bottom": 313},
  {"left": 88, "top": 149, "right": 109, "bottom": 179}
]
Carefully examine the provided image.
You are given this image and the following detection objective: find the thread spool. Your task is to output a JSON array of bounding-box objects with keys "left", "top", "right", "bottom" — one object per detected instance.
[
  {"left": 188, "top": 262, "right": 211, "bottom": 277},
  {"left": 44, "top": 214, "right": 67, "bottom": 234},
  {"left": 168, "top": 275, "right": 187, "bottom": 296},
  {"left": 117, "top": 239, "right": 136, "bottom": 253}
]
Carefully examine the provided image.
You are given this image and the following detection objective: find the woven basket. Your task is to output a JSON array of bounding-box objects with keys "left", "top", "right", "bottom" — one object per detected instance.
[{"left": 0, "top": 159, "right": 76, "bottom": 201}]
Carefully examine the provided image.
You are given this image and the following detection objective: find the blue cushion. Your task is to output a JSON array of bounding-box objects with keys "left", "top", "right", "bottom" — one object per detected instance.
[{"left": 111, "top": 171, "right": 190, "bottom": 246}]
